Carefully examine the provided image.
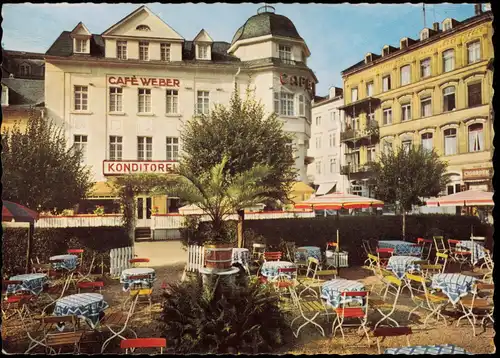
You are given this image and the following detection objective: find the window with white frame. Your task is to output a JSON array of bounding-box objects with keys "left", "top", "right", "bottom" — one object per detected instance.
[
  {"left": 442, "top": 49, "right": 455, "bottom": 73},
  {"left": 139, "top": 41, "right": 149, "bottom": 61},
  {"left": 274, "top": 92, "right": 294, "bottom": 116},
  {"left": 382, "top": 108, "right": 392, "bottom": 125},
  {"left": 330, "top": 111, "right": 336, "bottom": 123},
  {"left": 74, "top": 39, "right": 87, "bottom": 53},
  {"left": 298, "top": 94, "right": 305, "bottom": 116},
  {"left": 161, "top": 43, "right": 171, "bottom": 61},
  {"left": 117, "top": 41, "right": 127, "bottom": 60},
  {"left": 330, "top": 158, "right": 336, "bottom": 173},
  {"left": 468, "top": 123, "right": 484, "bottom": 152},
  {"left": 137, "top": 136, "right": 153, "bottom": 160},
  {"left": 421, "top": 96, "right": 432, "bottom": 117},
  {"left": 278, "top": 44, "right": 292, "bottom": 64},
  {"left": 315, "top": 116, "right": 321, "bottom": 126},
  {"left": 467, "top": 82, "right": 482, "bottom": 107},
  {"left": 198, "top": 44, "right": 209, "bottom": 59},
  {"left": 367, "top": 145, "right": 376, "bottom": 162},
  {"left": 400, "top": 65, "right": 411, "bottom": 86},
  {"left": 443, "top": 20, "right": 452, "bottom": 31},
  {"left": 138, "top": 88, "right": 152, "bottom": 113},
  {"left": 1, "top": 85, "right": 8, "bottom": 106},
  {"left": 382, "top": 75, "right": 391, "bottom": 92},
  {"left": 74, "top": 85, "right": 88, "bottom": 111},
  {"left": 166, "top": 137, "right": 179, "bottom": 160},
  {"left": 401, "top": 102, "right": 412, "bottom": 121},
  {"left": 196, "top": 91, "right": 210, "bottom": 115},
  {"left": 351, "top": 87, "right": 358, "bottom": 102},
  {"left": 444, "top": 128, "right": 457, "bottom": 155},
  {"left": 316, "top": 160, "right": 322, "bottom": 175},
  {"left": 443, "top": 86, "right": 456, "bottom": 112},
  {"left": 109, "top": 136, "right": 123, "bottom": 160},
  {"left": 420, "top": 29, "right": 429, "bottom": 41},
  {"left": 315, "top": 136, "right": 321, "bottom": 149},
  {"left": 19, "top": 63, "right": 31, "bottom": 76},
  {"left": 421, "top": 132, "right": 433, "bottom": 152},
  {"left": 467, "top": 41, "right": 481, "bottom": 64},
  {"left": 109, "top": 87, "right": 123, "bottom": 112},
  {"left": 73, "top": 135, "right": 88, "bottom": 163},
  {"left": 402, "top": 139, "right": 412, "bottom": 153},
  {"left": 166, "top": 89, "right": 179, "bottom": 114},
  {"left": 420, "top": 58, "right": 431, "bottom": 78},
  {"left": 329, "top": 132, "right": 336, "bottom": 147},
  {"left": 366, "top": 81, "right": 374, "bottom": 97}
]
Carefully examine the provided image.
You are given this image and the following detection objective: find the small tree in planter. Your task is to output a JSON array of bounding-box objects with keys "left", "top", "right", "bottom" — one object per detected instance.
[{"left": 156, "top": 156, "right": 270, "bottom": 269}]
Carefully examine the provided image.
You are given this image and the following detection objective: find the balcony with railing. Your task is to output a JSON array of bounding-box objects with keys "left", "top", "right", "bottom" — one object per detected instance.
[
  {"left": 341, "top": 121, "right": 380, "bottom": 142},
  {"left": 340, "top": 161, "right": 375, "bottom": 175}
]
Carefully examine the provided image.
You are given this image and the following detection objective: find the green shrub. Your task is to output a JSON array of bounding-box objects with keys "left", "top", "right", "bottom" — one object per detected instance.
[
  {"left": 179, "top": 217, "right": 237, "bottom": 248},
  {"left": 160, "top": 275, "right": 291, "bottom": 354},
  {"left": 2, "top": 227, "right": 129, "bottom": 277}
]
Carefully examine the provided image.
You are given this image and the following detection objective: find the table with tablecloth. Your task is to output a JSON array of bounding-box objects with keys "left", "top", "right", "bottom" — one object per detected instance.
[
  {"left": 120, "top": 268, "right": 156, "bottom": 291},
  {"left": 431, "top": 273, "right": 477, "bottom": 305},
  {"left": 387, "top": 255, "right": 422, "bottom": 279},
  {"left": 295, "top": 246, "right": 322, "bottom": 262},
  {"left": 49, "top": 254, "right": 79, "bottom": 271},
  {"left": 320, "top": 279, "right": 365, "bottom": 308},
  {"left": 378, "top": 240, "right": 422, "bottom": 256},
  {"left": 53, "top": 293, "right": 108, "bottom": 329},
  {"left": 6, "top": 273, "right": 48, "bottom": 295},
  {"left": 232, "top": 248, "right": 250, "bottom": 269},
  {"left": 260, "top": 261, "right": 296, "bottom": 280},
  {"left": 457, "top": 240, "right": 485, "bottom": 266},
  {"left": 384, "top": 344, "right": 470, "bottom": 355}
]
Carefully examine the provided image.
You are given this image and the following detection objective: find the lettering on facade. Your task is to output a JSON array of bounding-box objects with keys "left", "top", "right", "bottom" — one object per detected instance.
[
  {"left": 280, "top": 73, "right": 315, "bottom": 95},
  {"left": 103, "top": 160, "right": 179, "bottom": 175},
  {"left": 462, "top": 167, "right": 492, "bottom": 180},
  {"left": 108, "top": 76, "right": 180, "bottom": 87}
]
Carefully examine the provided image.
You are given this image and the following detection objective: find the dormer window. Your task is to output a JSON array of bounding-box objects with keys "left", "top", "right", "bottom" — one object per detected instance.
[
  {"left": 382, "top": 46, "right": 390, "bottom": 56},
  {"left": 400, "top": 38, "right": 408, "bottom": 49},
  {"left": 443, "top": 19, "right": 452, "bottom": 31},
  {"left": 420, "top": 29, "right": 429, "bottom": 41},
  {"left": 365, "top": 53, "right": 372, "bottom": 64},
  {"left": 19, "top": 63, "right": 31, "bottom": 76},
  {"left": 197, "top": 44, "right": 209, "bottom": 60},
  {"left": 136, "top": 25, "right": 151, "bottom": 31},
  {"left": 279, "top": 44, "right": 293, "bottom": 64},
  {"left": 75, "top": 38, "right": 88, "bottom": 53}
]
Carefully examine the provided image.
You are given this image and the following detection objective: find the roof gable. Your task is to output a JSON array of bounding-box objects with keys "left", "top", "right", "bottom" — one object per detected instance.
[
  {"left": 102, "top": 6, "right": 183, "bottom": 40},
  {"left": 193, "top": 29, "right": 213, "bottom": 43},
  {"left": 71, "top": 22, "right": 92, "bottom": 37}
]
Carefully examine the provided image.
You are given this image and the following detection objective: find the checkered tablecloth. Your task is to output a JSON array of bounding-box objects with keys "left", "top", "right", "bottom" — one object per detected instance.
[
  {"left": 232, "top": 248, "right": 250, "bottom": 268},
  {"left": 457, "top": 240, "right": 485, "bottom": 265},
  {"left": 260, "top": 261, "right": 296, "bottom": 279},
  {"left": 50, "top": 254, "right": 79, "bottom": 271},
  {"left": 120, "top": 268, "right": 156, "bottom": 291},
  {"left": 7, "top": 273, "right": 48, "bottom": 295},
  {"left": 320, "top": 279, "right": 365, "bottom": 308},
  {"left": 387, "top": 255, "right": 422, "bottom": 279},
  {"left": 295, "top": 246, "right": 322, "bottom": 262},
  {"left": 378, "top": 240, "right": 422, "bottom": 256},
  {"left": 384, "top": 344, "right": 470, "bottom": 355},
  {"left": 431, "top": 273, "right": 477, "bottom": 305},
  {"left": 54, "top": 293, "right": 108, "bottom": 328}
]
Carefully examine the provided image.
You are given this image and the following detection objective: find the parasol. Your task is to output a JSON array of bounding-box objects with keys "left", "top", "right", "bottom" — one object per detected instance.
[
  {"left": 425, "top": 189, "right": 493, "bottom": 207},
  {"left": 2, "top": 200, "right": 39, "bottom": 222}
]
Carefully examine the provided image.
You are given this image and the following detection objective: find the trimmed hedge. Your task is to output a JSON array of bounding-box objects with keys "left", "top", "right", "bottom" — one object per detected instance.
[
  {"left": 2, "top": 227, "right": 129, "bottom": 277},
  {"left": 243, "top": 215, "right": 491, "bottom": 266}
]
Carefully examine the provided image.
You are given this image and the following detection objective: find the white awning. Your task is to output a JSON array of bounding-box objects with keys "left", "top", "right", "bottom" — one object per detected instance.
[{"left": 315, "top": 182, "right": 337, "bottom": 196}]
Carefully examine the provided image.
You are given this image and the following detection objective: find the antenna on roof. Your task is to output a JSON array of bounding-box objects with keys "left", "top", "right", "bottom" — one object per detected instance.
[
  {"left": 258, "top": 4, "right": 275, "bottom": 14},
  {"left": 423, "top": 4, "right": 427, "bottom": 28}
]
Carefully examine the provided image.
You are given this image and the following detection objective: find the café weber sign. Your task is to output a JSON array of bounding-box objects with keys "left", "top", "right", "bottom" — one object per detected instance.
[
  {"left": 103, "top": 160, "right": 179, "bottom": 175},
  {"left": 108, "top": 76, "right": 180, "bottom": 87},
  {"left": 280, "top": 73, "right": 315, "bottom": 95}
]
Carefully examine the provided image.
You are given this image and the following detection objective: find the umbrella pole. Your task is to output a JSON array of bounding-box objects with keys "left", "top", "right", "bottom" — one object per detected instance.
[{"left": 25, "top": 222, "right": 34, "bottom": 274}]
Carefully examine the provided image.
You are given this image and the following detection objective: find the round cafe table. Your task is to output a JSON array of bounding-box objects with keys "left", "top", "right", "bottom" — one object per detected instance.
[
  {"left": 50, "top": 254, "right": 79, "bottom": 271},
  {"left": 260, "top": 261, "right": 296, "bottom": 280},
  {"left": 120, "top": 268, "right": 156, "bottom": 291},
  {"left": 7, "top": 273, "right": 48, "bottom": 295},
  {"left": 295, "top": 246, "right": 322, "bottom": 262},
  {"left": 320, "top": 278, "right": 365, "bottom": 308},
  {"left": 53, "top": 293, "right": 109, "bottom": 329}
]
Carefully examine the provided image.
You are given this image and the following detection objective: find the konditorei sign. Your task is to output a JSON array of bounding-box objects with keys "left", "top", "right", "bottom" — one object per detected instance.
[
  {"left": 280, "top": 73, "right": 315, "bottom": 94},
  {"left": 108, "top": 76, "right": 180, "bottom": 87},
  {"left": 103, "top": 160, "right": 179, "bottom": 175},
  {"left": 463, "top": 167, "right": 492, "bottom": 180}
]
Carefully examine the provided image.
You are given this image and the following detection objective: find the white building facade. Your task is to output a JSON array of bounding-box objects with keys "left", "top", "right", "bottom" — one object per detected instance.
[
  {"left": 307, "top": 87, "right": 349, "bottom": 195},
  {"left": 44, "top": 5, "right": 317, "bottom": 222}
]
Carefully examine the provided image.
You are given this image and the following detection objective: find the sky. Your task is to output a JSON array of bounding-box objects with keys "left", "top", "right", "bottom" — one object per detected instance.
[{"left": 1, "top": 3, "right": 478, "bottom": 95}]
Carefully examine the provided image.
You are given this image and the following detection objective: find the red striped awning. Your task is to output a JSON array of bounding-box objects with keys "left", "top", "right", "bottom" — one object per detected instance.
[
  {"left": 426, "top": 189, "right": 493, "bottom": 207},
  {"left": 2, "top": 201, "right": 39, "bottom": 222},
  {"left": 294, "top": 192, "right": 384, "bottom": 210}
]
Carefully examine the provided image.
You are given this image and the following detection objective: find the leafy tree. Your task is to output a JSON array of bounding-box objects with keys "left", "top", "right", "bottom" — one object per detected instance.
[
  {"left": 371, "top": 145, "right": 449, "bottom": 238},
  {"left": 180, "top": 87, "right": 297, "bottom": 246},
  {"left": 1, "top": 111, "right": 93, "bottom": 212}
]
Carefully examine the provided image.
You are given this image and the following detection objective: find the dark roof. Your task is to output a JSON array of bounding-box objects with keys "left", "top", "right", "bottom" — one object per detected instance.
[
  {"left": 2, "top": 49, "right": 45, "bottom": 79},
  {"left": 1, "top": 78, "right": 44, "bottom": 105},
  {"left": 182, "top": 41, "right": 240, "bottom": 62},
  {"left": 231, "top": 11, "right": 303, "bottom": 45}
]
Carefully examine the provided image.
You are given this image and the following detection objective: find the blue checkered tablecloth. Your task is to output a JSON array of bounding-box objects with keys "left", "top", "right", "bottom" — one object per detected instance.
[
  {"left": 385, "top": 344, "right": 470, "bottom": 355},
  {"left": 457, "top": 240, "right": 485, "bottom": 265},
  {"left": 120, "top": 268, "right": 156, "bottom": 291},
  {"left": 7, "top": 273, "right": 48, "bottom": 295},
  {"left": 232, "top": 248, "right": 250, "bottom": 268},
  {"left": 260, "top": 261, "right": 296, "bottom": 280},
  {"left": 50, "top": 254, "right": 79, "bottom": 271},
  {"left": 54, "top": 293, "right": 108, "bottom": 328},
  {"left": 387, "top": 256, "right": 422, "bottom": 279},
  {"left": 320, "top": 279, "right": 365, "bottom": 308},
  {"left": 378, "top": 240, "right": 422, "bottom": 256},
  {"left": 295, "top": 246, "right": 322, "bottom": 262},
  {"left": 431, "top": 273, "right": 477, "bottom": 305}
]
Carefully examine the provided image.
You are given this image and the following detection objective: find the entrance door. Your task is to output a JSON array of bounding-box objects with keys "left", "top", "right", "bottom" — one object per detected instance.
[{"left": 136, "top": 196, "right": 152, "bottom": 227}]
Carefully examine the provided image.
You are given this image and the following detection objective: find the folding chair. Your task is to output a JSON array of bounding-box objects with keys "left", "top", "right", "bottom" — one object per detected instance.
[
  {"left": 67, "top": 249, "right": 84, "bottom": 267},
  {"left": 416, "top": 238, "right": 433, "bottom": 261},
  {"left": 295, "top": 248, "right": 309, "bottom": 274},
  {"left": 433, "top": 236, "right": 448, "bottom": 255},
  {"left": 297, "top": 257, "right": 320, "bottom": 298},
  {"left": 447, "top": 239, "right": 472, "bottom": 268},
  {"left": 325, "top": 242, "right": 341, "bottom": 270},
  {"left": 77, "top": 281, "right": 104, "bottom": 294},
  {"left": 75, "top": 252, "right": 97, "bottom": 283},
  {"left": 32, "top": 263, "right": 52, "bottom": 275},
  {"left": 376, "top": 248, "right": 394, "bottom": 268},
  {"left": 1, "top": 293, "right": 35, "bottom": 323},
  {"left": 122, "top": 275, "right": 153, "bottom": 311},
  {"left": 456, "top": 282, "right": 494, "bottom": 336},
  {"left": 41, "top": 272, "right": 74, "bottom": 315},
  {"left": 372, "top": 326, "right": 412, "bottom": 354},
  {"left": 101, "top": 293, "right": 139, "bottom": 353},
  {"left": 362, "top": 239, "right": 376, "bottom": 259},
  {"left": 480, "top": 249, "right": 493, "bottom": 283},
  {"left": 332, "top": 291, "right": 371, "bottom": 345},
  {"left": 129, "top": 258, "right": 150, "bottom": 268},
  {"left": 370, "top": 275, "right": 403, "bottom": 329},
  {"left": 273, "top": 267, "right": 298, "bottom": 301},
  {"left": 121, "top": 338, "right": 167, "bottom": 354},
  {"left": 263, "top": 252, "right": 282, "bottom": 262},
  {"left": 406, "top": 273, "right": 449, "bottom": 327},
  {"left": 284, "top": 241, "right": 296, "bottom": 262}
]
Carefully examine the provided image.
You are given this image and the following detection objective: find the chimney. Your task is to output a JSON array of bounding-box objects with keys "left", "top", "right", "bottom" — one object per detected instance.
[
  {"left": 474, "top": 4, "right": 483, "bottom": 15},
  {"left": 329, "top": 86, "right": 343, "bottom": 99},
  {"left": 433, "top": 22, "right": 439, "bottom": 32}
]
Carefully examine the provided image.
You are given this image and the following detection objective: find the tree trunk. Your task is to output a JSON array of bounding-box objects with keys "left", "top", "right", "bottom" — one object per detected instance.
[
  {"left": 124, "top": 187, "right": 136, "bottom": 247},
  {"left": 402, "top": 211, "right": 406, "bottom": 241},
  {"left": 237, "top": 210, "right": 245, "bottom": 248},
  {"left": 25, "top": 222, "right": 34, "bottom": 274}
]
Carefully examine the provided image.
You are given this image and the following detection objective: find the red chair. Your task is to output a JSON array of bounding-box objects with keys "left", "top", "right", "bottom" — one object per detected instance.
[
  {"left": 120, "top": 338, "right": 167, "bottom": 354},
  {"left": 274, "top": 267, "right": 298, "bottom": 296},
  {"left": 376, "top": 248, "right": 394, "bottom": 268},
  {"left": 447, "top": 239, "right": 472, "bottom": 268},
  {"left": 332, "top": 291, "right": 370, "bottom": 344},
  {"left": 263, "top": 252, "right": 282, "bottom": 262},
  {"left": 67, "top": 249, "right": 85, "bottom": 267},
  {"left": 129, "top": 258, "right": 150, "bottom": 268},
  {"left": 77, "top": 281, "right": 104, "bottom": 294}
]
